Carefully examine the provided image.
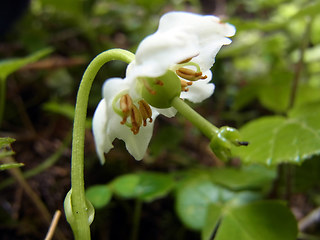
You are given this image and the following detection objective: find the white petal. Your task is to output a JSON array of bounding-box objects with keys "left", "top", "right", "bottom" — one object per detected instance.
[
  {"left": 159, "top": 11, "right": 236, "bottom": 71},
  {"left": 92, "top": 99, "right": 114, "bottom": 164},
  {"left": 103, "top": 77, "right": 131, "bottom": 101},
  {"left": 180, "top": 70, "right": 215, "bottom": 103},
  {"left": 133, "top": 30, "right": 199, "bottom": 78},
  {"left": 107, "top": 110, "right": 159, "bottom": 160},
  {"left": 154, "top": 107, "right": 177, "bottom": 118}
]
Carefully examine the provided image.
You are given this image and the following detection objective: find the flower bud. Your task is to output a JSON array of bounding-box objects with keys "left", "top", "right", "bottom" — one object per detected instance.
[
  {"left": 210, "top": 126, "right": 245, "bottom": 161},
  {"left": 141, "top": 70, "right": 181, "bottom": 108}
]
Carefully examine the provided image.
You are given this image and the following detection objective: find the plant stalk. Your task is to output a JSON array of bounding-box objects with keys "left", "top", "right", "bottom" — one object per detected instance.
[
  {"left": 68, "top": 49, "right": 134, "bottom": 240},
  {"left": 171, "top": 97, "right": 218, "bottom": 139}
]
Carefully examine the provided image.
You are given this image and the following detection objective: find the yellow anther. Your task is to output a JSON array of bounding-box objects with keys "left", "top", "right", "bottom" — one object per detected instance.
[
  {"left": 120, "top": 94, "right": 133, "bottom": 124},
  {"left": 138, "top": 100, "right": 153, "bottom": 126},
  {"left": 130, "top": 105, "right": 142, "bottom": 135},
  {"left": 180, "top": 79, "right": 193, "bottom": 92},
  {"left": 176, "top": 67, "right": 207, "bottom": 81}
]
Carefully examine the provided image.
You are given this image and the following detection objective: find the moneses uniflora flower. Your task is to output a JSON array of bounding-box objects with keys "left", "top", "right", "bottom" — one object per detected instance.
[{"left": 93, "top": 11, "right": 236, "bottom": 164}]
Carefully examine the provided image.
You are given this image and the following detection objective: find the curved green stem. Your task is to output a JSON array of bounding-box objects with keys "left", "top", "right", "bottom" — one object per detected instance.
[
  {"left": 171, "top": 97, "right": 218, "bottom": 139},
  {"left": 68, "top": 49, "right": 135, "bottom": 240}
]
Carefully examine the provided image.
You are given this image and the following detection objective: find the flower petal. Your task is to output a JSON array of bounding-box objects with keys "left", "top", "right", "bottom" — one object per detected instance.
[
  {"left": 103, "top": 77, "right": 131, "bottom": 100},
  {"left": 158, "top": 11, "right": 236, "bottom": 71},
  {"left": 106, "top": 109, "right": 159, "bottom": 160},
  {"left": 92, "top": 99, "right": 113, "bottom": 164},
  {"left": 154, "top": 107, "right": 177, "bottom": 118},
  {"left": 133, "top": 30, "right": 199, "bottom": 78}
]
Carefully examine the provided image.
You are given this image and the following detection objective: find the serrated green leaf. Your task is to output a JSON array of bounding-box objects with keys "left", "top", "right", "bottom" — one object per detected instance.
[
  {"left": 204, "top": 201, "right": 297, "bottom": 240},
  {"left": 0, "top": 48, "right": 53, "bottom": 80},
  {"left": 111, "top": 172, "right": 174, "bottom": 202},
  {"left": 86, "top": 185, "right": 112, "bottom": 209},
  {"left": 232, "top": 104, "right": 320, "bottom": 165},
  {"left": 0, "top": 163, "right": 24, "bottom": 171}
]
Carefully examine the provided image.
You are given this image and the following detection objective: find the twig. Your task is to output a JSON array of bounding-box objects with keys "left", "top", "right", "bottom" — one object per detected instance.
[
  {"left": 45, "top": 210, "right": 62, "bottom": 240},
  {"left": 1, "top": 156, "right": 67, "bottom": 240},
  {"left": 20, "top": 56, "right": 87, "bottom": 70},
  {"left": 299, "top": 207, "right": 320, "bottom": 231},
  {"left": 0, "top": 131, "right": 71, "bottom": 190}
]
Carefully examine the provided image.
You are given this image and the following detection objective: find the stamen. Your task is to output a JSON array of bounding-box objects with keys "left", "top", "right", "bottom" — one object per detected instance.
[
  {"left": 180, "top": 79, "right": 193, "bottom": 92},
  {"left": 138, "top": 100, "right": 153, "bottom": 126},
  {"left": 176, "top": 67, "right": 207, "bottom": 81},
  {"left": 120, "top": 94, "right": 133, "bottom": 124},
  {"left": 130, "top": 105, "right": 142, "bottom": 135}
]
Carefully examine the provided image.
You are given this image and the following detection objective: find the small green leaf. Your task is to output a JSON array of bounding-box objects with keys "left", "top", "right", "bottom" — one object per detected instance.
[
  {"left": 149, "top": 126, "right": 184, "bottom": 156},
  {"left": 43, "top": 101, "right": 92, "bottom": 128},
  {"left": 86, "top": 185, "right": 112, "bottom": 209},
  {"left": 111, "top": 172, "right": 174, "bottom": 202},
  {"left": 291, "top": 1, "right": 320, "bottom": 19},
  {"left": 175, "top": 175, "right": 235, "bottom": 230},
  {"left": 0, "top": 163, "right": 24, "bottom": 171},
  {"left": 204, "top": 201, "right": 297, "bottom": 240},
  {"left": 233, "top": 103, "right": 320, "bottom": 165},
  {"left": 210, "top": 165, "right": 276, "bottom": 191},
  {"left": 0, "top": 48, "right": 53, "bottom": 80},
  {"left": 0, "top": 137, "right": 15, "bottom": 146},
  {"left": 0, "top": 137, "right": 15, "bottom": 159}
]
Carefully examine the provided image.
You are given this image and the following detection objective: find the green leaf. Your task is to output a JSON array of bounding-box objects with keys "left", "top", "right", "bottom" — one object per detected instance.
[
  {"left": 86, "top": 185, "right": 112, "bottom": 209},
  {"left": 0, "top": 48, "right": 53, "bottom": 80},
  {"left": 0, "top": 137, "right": 15, "bottom": 147},
  {"left": 175, "top": 175, "right": 235, "bottom": 230},
  {"left": 149, "top": 126, "right": 184, "bottom": 156},
  {"left": 291, "top": 1, "right": 320, "bottom": 19},
  {"left": 43, "top": 101, "right": 92, "bottom": 128},
  {"left": 203, "top": 201, "right": 297, "bottom": 240},
  {"left": 111, "top": 172, "right": 174, "bottom": 202},
  {"left": 232, "top": 103, "right": 320, "bottom": 165},
  {"left": 0, "top": 137, "right": 15, "bottom": 159},
  {"left": 210, "top": 165, "right": 276, "bottom": 191},
  {"left": 0, "top": 163, "right": 24, "bottom": 171}
]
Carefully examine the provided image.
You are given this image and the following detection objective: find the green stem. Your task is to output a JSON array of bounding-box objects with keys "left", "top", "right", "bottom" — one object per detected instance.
[
  {"left": 131, "top": 199, "right": 142, "bottom": 240},
  {"left": 69, "top": 49, "right": 135, "bottom": 240},
  {"left": 288, "top": 17, "right": 312, "bottom": 110},
  {"left": 0, "top": 78, "right": 6, "bottom": 126},
  {"left": 171, "top": 97, "right": 218, "bottom": 139}
]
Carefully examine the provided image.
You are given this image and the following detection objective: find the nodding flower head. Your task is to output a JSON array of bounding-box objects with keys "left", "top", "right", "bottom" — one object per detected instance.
[{"left": 92, "top": 11, "right": 235, "bottom": 164}]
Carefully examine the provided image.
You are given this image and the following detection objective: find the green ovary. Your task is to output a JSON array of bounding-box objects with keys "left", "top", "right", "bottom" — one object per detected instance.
[{"left": 141, "top": 70, "right": 181, "bottom": 109}]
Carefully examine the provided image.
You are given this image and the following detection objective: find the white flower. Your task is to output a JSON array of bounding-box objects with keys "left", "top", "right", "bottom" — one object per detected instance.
[
  {"left": 92, "top": 11, "right": 235, "bottom": 163},
  {"left": 93, "top": 77, "right": 159, "bottom": 164},
  {"left": 129, "top": 11, "right": 236, "bottom": 103}
]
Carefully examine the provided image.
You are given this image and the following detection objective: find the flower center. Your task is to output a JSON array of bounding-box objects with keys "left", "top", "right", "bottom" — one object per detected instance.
[
  {"left": 174, "top": 61, "right": 207, "bottom": 92},
  {"left": 113, "top": 93, "right": 153, "bottom": 135}
]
